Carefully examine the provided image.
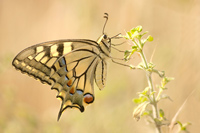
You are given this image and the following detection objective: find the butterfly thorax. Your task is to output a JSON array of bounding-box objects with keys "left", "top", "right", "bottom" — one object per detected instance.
[{"left": 97, "top": 34, "right": 111, "bottom": 58}]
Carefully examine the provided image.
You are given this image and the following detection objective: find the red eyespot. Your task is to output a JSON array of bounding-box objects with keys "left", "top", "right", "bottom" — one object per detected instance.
[{"left": 83, "top": 94, "right": 94, "bottom": 104}]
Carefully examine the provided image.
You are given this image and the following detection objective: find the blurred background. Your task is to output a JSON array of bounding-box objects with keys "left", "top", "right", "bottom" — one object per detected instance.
[{"left": 0, "top": 0, "right": 200, "bottom": 132}]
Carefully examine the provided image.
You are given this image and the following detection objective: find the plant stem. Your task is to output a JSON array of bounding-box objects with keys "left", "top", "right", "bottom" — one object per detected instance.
[{"left": 139, "top": 49, "right": 161, "bottom": 133}]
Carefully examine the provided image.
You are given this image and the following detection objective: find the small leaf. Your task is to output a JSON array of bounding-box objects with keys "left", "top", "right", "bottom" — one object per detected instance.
[
  {"left": 133, "top": 96, "right": 148, "bottom": 104},
  {"left": 140, "top": 87, "right": 150, "bottom": 96},
  {"left": 147, "top": 35, "right": 153, "bottom": 41},
  {"left": 133, "top": 98, "right": 142, "bottom": 104},
  {"left": 129, "top": 65, "right": 136, "bottom": 69},
  {"left": 161, "top": 77, "right": 174, "bottom": 87},
  {"left": 124, "top": 50, "right": 131, "bottom": 56},
  {"left": 127, "top": 31, "right": 132, "bottom": 39},
  {"left": 159, "top": 109, "right": 166, "bottom": 121},
  {"left": 135, "top": 25, "right": 143, "bottom": 32},
  {"left": 120, "top": 35, "right": 129, "bottom": 39},
  {"left": 148, "top": 62, "right": 156, "bottom": 68},
  {"left": 150, "top": 91, "right": 156, "bottom": 96},
  {"left": 147, "top": 63, "right": 156, "bottom": 72},
  {"left": 136, "top": 34, "right": 142, "bottom": 39},
  {"left": 142, "top": 111, "right": 150, "bottom": 116},
  {"left": 131, "top": 46, "right": 138, "bottom": 49},
  {"left": 131, "top": 47, "right": 138, "bottom": 55},
  {"left": 131, "top": 31, "right": 139, "bottom": 39},
  {"left": 177, "top": 121, "right": 183, "bottom": 127},
  {"left": 142, "top": 31, "right": 148, "bottom": 36},
  {"left": 124, "top": 50, "right": 132, "bottom": 61},
  {"left": 177, "top": 121, "right": 191, "bottom": 131},
  {"left": 131, "top": 28, "right": 136, "bottom": 34}
]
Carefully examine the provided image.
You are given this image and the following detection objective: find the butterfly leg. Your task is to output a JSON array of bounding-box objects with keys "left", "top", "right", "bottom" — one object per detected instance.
[{"left": 111, "top": 58, "right": 131, "bottom": 68}]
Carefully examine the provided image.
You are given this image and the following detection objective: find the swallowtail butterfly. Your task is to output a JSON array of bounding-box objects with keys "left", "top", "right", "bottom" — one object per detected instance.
[{"left": 12, "top": 13, "right": 117, "bottom": 120}]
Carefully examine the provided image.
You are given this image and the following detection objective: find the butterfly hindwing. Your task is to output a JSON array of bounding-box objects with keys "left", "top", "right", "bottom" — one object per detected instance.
[
  {"left": 95, "top": 60, "right": 107, "bottom": 90},
  {"left": 49, "top": 45, "right": 104, "bottom": 120}
]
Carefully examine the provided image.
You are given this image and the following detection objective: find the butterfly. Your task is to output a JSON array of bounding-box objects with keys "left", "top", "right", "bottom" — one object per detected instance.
[{"left": 12, "top": 13, "right": 121, "bottom": 121}]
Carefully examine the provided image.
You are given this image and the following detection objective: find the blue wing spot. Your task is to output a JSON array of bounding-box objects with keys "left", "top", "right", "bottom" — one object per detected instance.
[
  {"left": 76, "top": 90, "right": 83, "bottom": 95},
  {"left": 65, "top": 76, "right": 69, "bottom": 80},
  {"left": 61, "top": 58, "right": 66, "bottom": 65},
  {"left": 64, "top": 67, "right": 68, "bottom": 72},
  {"left": 59, "top": 57, "right": 66, "bottom": 67}
]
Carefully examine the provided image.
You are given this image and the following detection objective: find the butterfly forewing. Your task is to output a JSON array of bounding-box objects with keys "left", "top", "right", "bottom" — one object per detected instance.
[
  {"left": 12, "top": 40, "right": 99, "bottom": 84},
  {"left": 12, "top": 36, "right": 111, "bottom": 120}
]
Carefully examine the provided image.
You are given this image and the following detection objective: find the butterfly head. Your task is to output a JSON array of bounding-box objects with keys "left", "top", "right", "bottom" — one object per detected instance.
[
  {"left": 102, "top": 34, "right": 111, "bottom": 48},
  {"left": 97, "top": 34, "right": 111, "bottom": 56}
]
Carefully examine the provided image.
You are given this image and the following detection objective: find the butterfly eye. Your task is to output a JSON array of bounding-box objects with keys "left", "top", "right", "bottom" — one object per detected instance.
[{"left": 103, "top": 34, "right": 108, "bottom": 39}]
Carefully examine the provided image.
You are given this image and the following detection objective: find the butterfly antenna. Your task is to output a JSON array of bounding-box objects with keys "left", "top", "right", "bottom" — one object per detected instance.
[
  {"left": 111, "top": 58, "right": 131, "bottom": 68},
  {"left": 102, "top": 13, "right": 109, "bottom": 34}
]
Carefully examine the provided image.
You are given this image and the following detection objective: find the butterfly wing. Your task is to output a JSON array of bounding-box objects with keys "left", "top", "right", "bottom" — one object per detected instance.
[
  {"left": 12, "top": 39, "right": 107, "bottom": 120},
  {"left": 50, "top": 45, "right": 103, "bottom": 120},
  {"left": 94, "top": 60, "right": 107, "bottom": 90},
  {"left": 12, "top": 39, "right": 99, "bottom": 85}
]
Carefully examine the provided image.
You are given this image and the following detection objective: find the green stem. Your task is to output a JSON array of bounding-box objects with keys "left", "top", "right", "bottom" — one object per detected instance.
[
  {"left": 139, "top": 49, "right": 161, "bottom": 133},
  {"left": 156, "top": 89, "right": 163, "bottom": 101}
]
